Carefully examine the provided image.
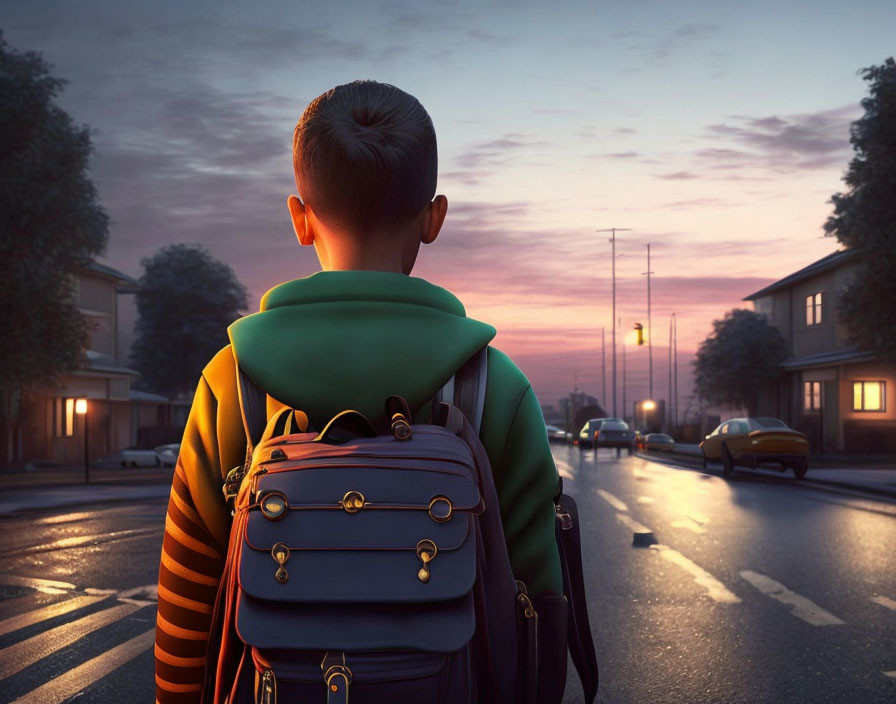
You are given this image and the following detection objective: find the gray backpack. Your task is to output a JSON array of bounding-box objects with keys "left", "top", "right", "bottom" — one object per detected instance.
[{"left": 205, "top": 348, "right": 542, "bottom": 704}]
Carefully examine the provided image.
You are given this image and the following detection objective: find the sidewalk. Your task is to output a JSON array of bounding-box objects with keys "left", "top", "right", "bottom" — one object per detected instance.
[
  {"left": 0, "top": 461, "right": 173, "bottom": 516},
  {"left": 658, "top": 444, "right": 896, "bottom": 499}
]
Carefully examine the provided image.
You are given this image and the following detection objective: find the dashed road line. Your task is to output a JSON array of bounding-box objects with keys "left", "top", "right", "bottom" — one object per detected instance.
[
  {"left": 636, "top": 496, "right": 655, "bottom": 504},
  {"left": 9, "top": 628, "right": 155, "bottom": 704},
  {"left": 597, "top": 489, "right": 628, "bottom": 512},
  {"left": 0, "top": 595, "right": 107, "bottom": 638},
  {"left": 555, "top": 460, "right": 575, "bottom": 480},
  {"left": 871, "top": 595, "right": 896, "bottom": 612},
  {"left": 650, "top": 545, "right": 742, "bottom": 603},
  {"left": 671, "top": 518, "right": 706, "bottom": 534},
  {"left": 740, "top": 570, "right": 845, "bottom": 626},
  {"left": 884, "top": 671, "right": 896, "bottom": 679},
  {"left": 0, "top": 602, "right": 142, "bottom": 680},
  {"left": 616, "top": 513, "right": 651, "bottom": 534}
]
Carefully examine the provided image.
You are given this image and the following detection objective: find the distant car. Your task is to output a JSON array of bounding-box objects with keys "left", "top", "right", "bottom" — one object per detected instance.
[
  {"left": 154, "top": 443, "right": 180, "bottom": 467},
  {"left": 594, "top": 419, "right": 636, "bottom": 455},
  {"left": 120, "top": 448, "right": 161, "bottom": 468},
  {"left": 645, "top": 433, "right": 675, "bottom": 451},
  {"left": 634, "top": 430, "right": 646, "bottom": 451},
  {"left": 545, "top": 425, "right": 572, "bottom": 444},
  {"left": 699, "top": 417, "right": 809, "bottom": 479},
  {"left": 576, "top": 418, "right": 610, "bottom": 449}
]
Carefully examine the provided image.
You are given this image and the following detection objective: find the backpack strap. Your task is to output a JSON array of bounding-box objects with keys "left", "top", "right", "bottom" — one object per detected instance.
[
  {"left": 236, "top": 363, "right": 267, "bottom": 452},
  {"left": 437, "top": 346, "right": 488, "bottom": 434}
]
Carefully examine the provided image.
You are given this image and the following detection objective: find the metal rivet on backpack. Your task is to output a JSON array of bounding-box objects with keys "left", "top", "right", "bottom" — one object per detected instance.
[
  {"left": 391, "top": 413, "right": 412, "bottom": 441},
  {"left": 416, "top": 539, "right": 437, "bottom": 583},
  {"left": 341, "top": 491, "right": 365, "bottom": 514},
  {"left": 269, "top": 448, "right": 286, "bottom": 460},
  {"left": 260, "top": 491, "right": 288, "bottom": 521},
  {"left": 427, "top": 496, "right": 453, "bottom": 523},
  {"left": 272, "top": 542, "right": 290, "bottom": 584}
]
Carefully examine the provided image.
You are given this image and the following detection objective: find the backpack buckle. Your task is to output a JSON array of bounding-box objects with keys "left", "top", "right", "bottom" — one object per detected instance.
[{"left": 223, "top": 465, "right": 244, "bottom": 511}]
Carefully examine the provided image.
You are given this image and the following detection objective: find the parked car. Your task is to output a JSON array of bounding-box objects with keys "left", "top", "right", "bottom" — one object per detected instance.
[
  {"left": 594, "top": 418, "right": 636, "bottom": 455},
  {"left": 154, "top": 443, "right": 181, "bottom": 467},
  {"left": 120, "top": 447, "right": 161, "bottom": 468},
  {"left": 545, "top": 425, "right": 572, "bottom": 444},
  {"left": 645, "top": 433, "right": 675, "bottom": 451},
  {"left": 576, "top": 418, "right": 610, "bottom": 449},
  {"left": 699, "top": 417, "right": 809, "bottom": 478}
]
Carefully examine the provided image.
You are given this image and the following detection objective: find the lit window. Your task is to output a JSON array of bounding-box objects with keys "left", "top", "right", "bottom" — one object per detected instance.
[
  {"left": 803, "top": 381, "right": 821, "bottom": 411},
  {"left": 853, "top": 381, "right": 886, "bottom": 412},
  {"left": 54, "top": 398, "right": 75, "bottom": 437},
  {"left": 805, "top": 292, "right": 823, "bottom": 325}
]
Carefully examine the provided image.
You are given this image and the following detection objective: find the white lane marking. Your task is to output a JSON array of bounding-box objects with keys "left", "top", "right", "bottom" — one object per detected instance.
[
  {"left": 597, "top": 489, "right": 628, "bottom": 512},
  {"left": 883, "top": 671, "right": 896, "bottom": 679},
  {"left": 651, "top": 545, "right": 741, "bottom": 604},
  {"left": 117, "top": 584, "right": 158, "bottom": 607},
  {"left": 616, "top": 513, "right": 652, "bottom": 534},
  {"left": 0, "top": 603, "right": 141, "bottom": 680},
  {"left": 36, "top": 512, "right": 94, "bottom": 526},
  {"left": 0, "top": 575, "right": 75, "bottom": 594},
  {"left": 871, "top": 595, "right": 896, "bottom": 612},
  {"left": 555, "top": 460, "right": 575, "bottom": 480},
  {"left": 636, "top": 496, "right": 655, "bottom": 504},
  {"left": 687, "top": 510, "right": 709, "bottom": 525},
  {"left": 740, "top": 570, "right": 845, "bottom": 626},
  {"left": 0, "top": 595, "right": 107, "bottom": 638},
  {"left": 671, "top": 519, "right": 707, "bottom": 534},
  {"left": 632, "top": 468, "right": 650, "bottom": 481},
  {"left": 85, "top": 588, "right": 118, "bottom": 596},
  {"left": 9, "top": 628, "right": 155, "bottom": 704}
]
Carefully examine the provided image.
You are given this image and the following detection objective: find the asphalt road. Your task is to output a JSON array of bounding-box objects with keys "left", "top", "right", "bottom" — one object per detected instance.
[{"left": 0, "top": 450, "right": 894, "bottom": 703}]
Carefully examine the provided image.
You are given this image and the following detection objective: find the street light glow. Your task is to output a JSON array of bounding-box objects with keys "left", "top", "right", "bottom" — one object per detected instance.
[
  {"left": 75, "top": 398, "right": 88, "bottom": 415},
  {"left": 643, "top": 400, "right": 657, "bottom": 411}
]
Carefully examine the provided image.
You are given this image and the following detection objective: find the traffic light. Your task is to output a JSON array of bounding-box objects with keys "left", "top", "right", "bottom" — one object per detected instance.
[{"left": 634, "top": 322, "right": 644, "bottom": 346}]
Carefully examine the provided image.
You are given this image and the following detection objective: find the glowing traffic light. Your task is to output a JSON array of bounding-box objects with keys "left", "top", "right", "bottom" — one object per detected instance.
[{"left": 634, "top": 322, "right": 644, "bottom": 346}]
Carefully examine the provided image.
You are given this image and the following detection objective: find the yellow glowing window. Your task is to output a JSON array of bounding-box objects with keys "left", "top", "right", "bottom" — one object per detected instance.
[
  {"left": 54, "top": 398, "right": 75, "bottom": 437},
  {"left": 803, "top": 381, "right": 821, "bottom": 411},
  {"left": 805, "top": 292, "right": 823, "bottom": 325},
  {"left": 852, "top": 381, "right": 886, "bottom": 412}
]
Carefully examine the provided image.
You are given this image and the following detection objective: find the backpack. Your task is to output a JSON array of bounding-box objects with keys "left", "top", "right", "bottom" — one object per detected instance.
[{"left": 203, "top": 348, "right": 597, "bottom": 704}]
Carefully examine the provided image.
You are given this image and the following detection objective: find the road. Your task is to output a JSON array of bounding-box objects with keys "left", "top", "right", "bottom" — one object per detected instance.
[{"left": 0, "top": 450, "right": 894, "bottom": 703}]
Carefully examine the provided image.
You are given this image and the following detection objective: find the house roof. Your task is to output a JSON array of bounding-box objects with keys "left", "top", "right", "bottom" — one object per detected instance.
[
  {"left": 80, "top": 261, "right": 140, "bottom": 290},
  {"left": 84, "top": 350, "right": 140, "bottom": 376},
  {"left": 743, "top": 249, "right": 859, "bottom": 301},
  {"left": 781, "top": 348, "right": 876, "bottom": 370},
  {"left": 130, "top": 389, "right": 169, "bottom": 402}
]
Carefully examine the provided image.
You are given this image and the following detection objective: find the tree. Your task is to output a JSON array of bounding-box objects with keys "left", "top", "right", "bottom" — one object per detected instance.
[
  {"left": 824, "top": 58, "right": 896, "bottom": 364},
  {"left": 0, "top": 32, "right": 108, "bottom": 464},
  {"left": 131, "top": 244, "right": 248, "bottom": 397},
  {"left": 692, "top": 309, "right": 790, "bottom": 415}
]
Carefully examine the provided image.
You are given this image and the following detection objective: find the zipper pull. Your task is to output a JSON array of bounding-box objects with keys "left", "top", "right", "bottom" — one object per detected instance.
[{"left": 260, "top": 669, "right": 276, "bottom": 704}]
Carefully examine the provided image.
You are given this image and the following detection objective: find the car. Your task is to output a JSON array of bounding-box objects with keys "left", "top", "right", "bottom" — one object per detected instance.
[
  {"left": 576, "top": 418, "right": 610, "bottom": 449},
  {"left": 699, "top": 417, "right": 809, "bottom": 479},
  {"left": 634, "top": 430, "right": 646, "bottom": 451},
  {"left": 154, "top": 443, "right": 181, "bottom": 467},
  {"left": 593, "top": 418, "right": 636, "bottom": 455},
  {"left": 120, "top": 447, "right": 161, "bottom": 468},
  {"left": 645, "top": 433, "right": 675, "bottom": 451},
  {"left": 545, "top": 425, "right": 572, "bottom": 444}
]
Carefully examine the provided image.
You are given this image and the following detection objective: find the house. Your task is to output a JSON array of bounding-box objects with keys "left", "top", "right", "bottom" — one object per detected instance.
[
  {"left": 9, "top": 261, "right": 179, "bottom": 466},
  {"left": 744, "top": 250, "right": 895, "bottom": 453}
]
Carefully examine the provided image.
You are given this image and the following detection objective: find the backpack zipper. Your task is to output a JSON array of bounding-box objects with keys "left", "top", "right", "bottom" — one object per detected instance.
[{"left": 258, "top": 668, "right": 276, "bottom": 704}]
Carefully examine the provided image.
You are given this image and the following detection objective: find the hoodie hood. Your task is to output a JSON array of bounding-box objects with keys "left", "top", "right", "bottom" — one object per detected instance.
[{"left": 228, "top": 271, "right": 496, "bottom": 428}]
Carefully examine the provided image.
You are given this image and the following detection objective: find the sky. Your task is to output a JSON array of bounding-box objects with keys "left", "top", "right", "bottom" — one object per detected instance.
[{"left": 2, "top": 0, "right": 894, "bottom": 415}]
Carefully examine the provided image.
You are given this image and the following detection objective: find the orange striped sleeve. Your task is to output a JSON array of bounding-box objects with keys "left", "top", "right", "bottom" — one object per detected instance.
[{"left": 155, "top": 370, "right": 233, "bottom": 704}]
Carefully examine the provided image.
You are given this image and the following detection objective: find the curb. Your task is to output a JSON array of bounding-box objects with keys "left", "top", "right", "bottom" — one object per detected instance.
[
  {"left": 639, "top": 450, "right": 896, "bottom": 501},
  {"left": 0, "top": 484, "right": 171, "bottom": 517}
]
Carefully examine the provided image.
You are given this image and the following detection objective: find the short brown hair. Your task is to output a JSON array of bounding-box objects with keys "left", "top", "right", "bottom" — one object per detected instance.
[{"left": 293, "top": 80, "right": 438, "bottom": 233}]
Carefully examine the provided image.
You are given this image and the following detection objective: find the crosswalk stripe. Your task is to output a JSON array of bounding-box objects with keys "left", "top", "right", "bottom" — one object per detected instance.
[
  {"left": 740, "top": 570, "right": 845, "bottom": 626},
  {"left": 651, "top": 545, "right": 742, "bottom": 604},
  {"left": 0, "top": 602, "right": 141, "bottom": 680},
  {"left": 870, "top": 595, "right": 896, "bottom": 612},
  {"left": 9, "top": 628, "right": 155, "bottom": 704},
  {"left": 0, "top": 595, "right": 107, "bottom": 638},
  {"left": 0, "top": 575, "right": 75, "bottom": 593},
  {"left": 597, "top": 489, "right": 628, "bottom": 512}
]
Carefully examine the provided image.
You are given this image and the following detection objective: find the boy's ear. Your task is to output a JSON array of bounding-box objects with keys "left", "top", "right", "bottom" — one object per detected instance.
[
  {"left": 422, "top": 195, "right": 448, "bottom": 245},
  {"left": 287, "top": 194, "right": 314, "bottom": 246}
]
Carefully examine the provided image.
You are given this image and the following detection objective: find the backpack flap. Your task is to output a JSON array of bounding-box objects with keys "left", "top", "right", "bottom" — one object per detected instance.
[{"left": 234, "top": 423, "right": 484, "bottom": 653}]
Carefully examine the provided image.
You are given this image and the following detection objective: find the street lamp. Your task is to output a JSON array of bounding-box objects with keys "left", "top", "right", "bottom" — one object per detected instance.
[{"left": 75, "top": 398, "right": 88, "bottom": 484}]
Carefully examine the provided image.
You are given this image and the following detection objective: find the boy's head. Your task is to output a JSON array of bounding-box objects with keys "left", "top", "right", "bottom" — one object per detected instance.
[{"left": 289, "top": 80, "right": 447, "bottom": 274}]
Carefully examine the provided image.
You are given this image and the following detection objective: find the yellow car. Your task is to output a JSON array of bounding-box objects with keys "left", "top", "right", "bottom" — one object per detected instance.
[{"left": 699, "top": 417, "right": 809, "bottom": 479}]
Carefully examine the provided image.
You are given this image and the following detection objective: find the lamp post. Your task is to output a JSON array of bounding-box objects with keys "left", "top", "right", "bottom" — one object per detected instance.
[
  {"left": 75, "top": 398, "right": 88, "bottom": 484},
  {"left": 596, "top": 227, "right": 631, "bottom": 418}
]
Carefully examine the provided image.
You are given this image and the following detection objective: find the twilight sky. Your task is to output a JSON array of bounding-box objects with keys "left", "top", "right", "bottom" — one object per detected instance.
[{"left": 2, "top": 0, "right": 894, "bottom": 413}]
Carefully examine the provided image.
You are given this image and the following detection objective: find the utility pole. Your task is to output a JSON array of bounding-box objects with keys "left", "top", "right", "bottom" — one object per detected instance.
[
  {"left": 668, "top": 315, "right": 673, "bottom": 432},
  {"left": 621, "top": 317, "right": 626, "bottom": 422},
  {"left": 642, "top": 244, "right": 654, "bottom": 399},
  {"left": 601, "top": 326, "right": 606, "bottom": 411},
  {"left": 673, "top": 312, "right": 679, "bottom": 429},
  {"left": 596, "top": 227, "right": 631, "bottom": 418}
]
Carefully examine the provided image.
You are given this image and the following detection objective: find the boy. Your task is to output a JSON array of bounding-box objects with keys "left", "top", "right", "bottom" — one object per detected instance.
[{"left": 154, "top": 80, "right": 563, "bottom": 703}]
